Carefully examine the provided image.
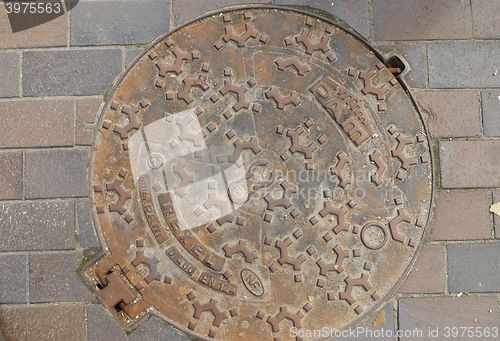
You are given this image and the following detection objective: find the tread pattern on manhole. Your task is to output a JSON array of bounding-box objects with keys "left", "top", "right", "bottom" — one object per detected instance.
[{"left": 86, "top": 7, "right": 432, "bottom": 341}]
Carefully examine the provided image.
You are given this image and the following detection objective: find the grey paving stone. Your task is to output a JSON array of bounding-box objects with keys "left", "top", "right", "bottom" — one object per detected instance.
[
  {"left": 0, "top": 52, "right": 20, "bottom": 98},
  {"left": 23, "top": 49, "right": 122, "bottom": 96},
  {"left": 430, "top": 190, "right": 492, "bottom": 241},
  {"left": 428, "top": 42, "right": 500, "bottom": 88},
  {"left": 472, "top": 0, "right": 500, "bottom": 38},
  {"left": 481, "top": 91, "right": 500, "bottom": 137},
  {"left": 0, "top": 254, "right": 28, "bottom": 304},
  {"left": 71, "top": 0, "right": 169, "bottom": 46},
  {"left": 0, "top": 304, "right": 85, "bottom": 341},
  {"left": 76, "top": 198, "right": 100, "bottom": 251},
  {"left": 337, "top": 303, "right": 395, "bottom": 340},
  {"left": 25, "top": 148, "right": 90, "bottom": 199},
  {"left": 398, "top": 245, "right": 445, "bottom": 294},
  {"left": 416, "top": 91, "right": 482, "bottom": 138},
  {"left": 0, "top": 200, "right": 75, "bottom": 251},
  {"left": 494, "top": 190, "right": 500, "bottom": 239},
  {"left": 128, "top": 316, "right": 190, "bottom": 341},
  {"left": 0, "top": 151, "right": 23, "bottom": 200},
  {"left": 172, "top": 0, "right": 370, "bottom": 38},
  {"left": 281, "top": 0, "right": 371, "bottom": 38},
  {"left": 0, "top": 6, "right": 67, "bottom": 49},
  {"left": 439, "top": 140, "right": 500, "bottom": 188},
  {"left": 0, "top": 98, "right": 74, "bottom": 148},
  {"left": 373, "top": 0, "right": 472, "bottom": 40},
  {"left": 86, "top": 304, "right": 127, "bottom": 341},
  {"left": 447, "top": 243, "right": 500, "bottom": 293},
  {"left": 76, "top": 97, "right": 102, "bottom": 146},
  {"left": 29, "top": 251, "right": 92, "bottom": 303},
  {"left": 399, "top": 296, "right": 500, "bottom": 340},
  {"left": 394, "top": 43, "right": 427, "bottom": 89},
  {"left": 124, "top": 47, "right": 145, "bottom": 70},
  {"left": 172, "top": 0, "right": 265, "bottom": 26},
  {"left": 375, "top": 43, "right": 427, "bottom": 88}
]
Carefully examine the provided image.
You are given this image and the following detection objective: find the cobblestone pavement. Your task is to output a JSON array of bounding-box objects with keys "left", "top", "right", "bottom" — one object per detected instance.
[{"left": 0, "top": 0, "right": 499, "bottom": 340}]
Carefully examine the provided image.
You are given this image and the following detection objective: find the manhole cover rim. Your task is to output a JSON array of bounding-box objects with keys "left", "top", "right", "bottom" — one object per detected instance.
[{"left": 84, "top": 4, "right": 436, "bottom": 339}]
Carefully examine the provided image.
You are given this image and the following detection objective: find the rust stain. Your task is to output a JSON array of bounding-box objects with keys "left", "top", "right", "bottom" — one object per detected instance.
[
  {"left": 372, "top": 310, "right": 387, "bottom": 327},
  {"left": 490, "top": 203, "right": 500, "bottom": 217}
]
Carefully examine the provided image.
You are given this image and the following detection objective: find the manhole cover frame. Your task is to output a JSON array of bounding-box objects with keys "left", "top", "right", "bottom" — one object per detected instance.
[{"left": 82, "top": 4, "right": 436, "bottom": 340}]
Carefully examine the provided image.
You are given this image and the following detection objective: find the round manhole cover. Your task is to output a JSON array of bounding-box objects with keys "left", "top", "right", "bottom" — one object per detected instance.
[{"left": 86, "top": 5, "right": 433, "bottom": 341}]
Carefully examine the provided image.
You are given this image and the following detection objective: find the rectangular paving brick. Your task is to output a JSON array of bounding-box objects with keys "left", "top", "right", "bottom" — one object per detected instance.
[
  {"left": 399, "top": 297, "right": 500, "bottom": 340},
  {"left": 0, "top": 254, "right": 27, "bottom": 304},
  {"left": 172, "top": 0, "right": 265, "bottom": 26},
  {"left": 428, "top": 42, "right": 500, "bottom": 88},
  {"left": 23, "top": 49, "right": 122, "bottom": 96},
  {"left": 335, "top": 303, "right": 395, "bottom": 340},
  {"left": 374, "top": 42, "right": 427, "bottom": 88},
  {"left": 376, "top": 43, "right": 429, "bottom": 89},
  {"left": 481, "top": 91, "right": 500, "bottom": 137},
  {"left": 29, "top": 251, "right": 92, "bottom": 303},
  {"left": 398, "top": 245, "right": 445, "bottom": 294},
  {"left": 416, "top": 91, "right": 481, "bottom": 138},
  {"left": 373, "top": 0, "right": 472, "bottom": 40},
  {"left": 172, "top": 0, "right": 371, "bottom": 38},
  {"left": 71, "top": 0, "right": 169, "bottom": 46},
  {"left": 494, "top": 190, "right": 500, "bottom": 239},
  {"left": 124, "top": 47, "right": 144, "bottom": 70},
  {"left": 76, "top": 198, "right": 100, "bottom": 250},
  {"left": 87, "top": 304, "right": 127, "bottom": 341},
  {"left": 0, "top": 52, "right": 20, "bottom": 98},
  {"left": 76, "top": 97, "right": 102, "bottom": 146},
  {"left": 0, "top": 98, "right": 74, "bottom": 148},
  {"left": 128, "top": 316, "right": 194, "bottom": 341},
  {"left": 440, "top": 140, "right": 500, "bottom": 188},
  {"left": 394, "top": 43, "right": 427, "bottom": 89},
  {"left": 430, "top": 190, "right": 492, "bottom": 240},
  {"left": 448, "top": 243, "right": 500, "bottom": 293},
  {"left": 0, "top": 151, "right": 23, "bottom": 200},
  {"left": 295, "top": 0, "right": 371, "bottom": 38},
  {"left": 0, "top": 200, "right": 76, "bottom": 251},
  {"left": 25, "top": 149, "right": 90, "bottom": 199},
  {"left": 0, "top": 304, "right": 85, "bottom": 341},
  {"left": 0, "top": 7, "right": 67, "bottom": 48},
  {"left": 472, "top": 0, "right": 500, "bottom": 38}
]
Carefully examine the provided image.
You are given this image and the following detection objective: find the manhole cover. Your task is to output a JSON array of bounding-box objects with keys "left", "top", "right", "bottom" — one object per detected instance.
[{"left": 85, "top": 5, "right": 433, "bottom": 341}]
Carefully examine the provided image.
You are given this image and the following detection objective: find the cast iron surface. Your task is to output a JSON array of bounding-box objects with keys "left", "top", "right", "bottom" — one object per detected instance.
[{"left": 84, "top": 6, "right": 433, "bottom": 341}]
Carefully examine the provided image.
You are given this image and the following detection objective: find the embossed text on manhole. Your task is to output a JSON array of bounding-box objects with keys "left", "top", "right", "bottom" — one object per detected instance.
[{"left": 84, "top": 6, "right": 433, "bottom": 341}]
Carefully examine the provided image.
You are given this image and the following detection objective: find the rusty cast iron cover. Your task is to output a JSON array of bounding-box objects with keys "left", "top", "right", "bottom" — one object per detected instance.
[{"left": 84, "top": 6, "right": 433, "bottom": 341}]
